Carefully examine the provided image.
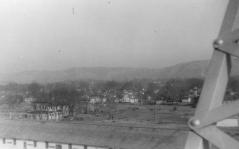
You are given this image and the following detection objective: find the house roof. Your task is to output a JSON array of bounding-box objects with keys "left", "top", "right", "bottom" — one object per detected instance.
[
  {"left": 32, "top": 101, "right": 70, "bottom": 106},
  {"left": 0, "top": 120, "right": 187, "bottom": 149},
  {"left": 27, "top": 111, "right": 49, "bottom": 114}
]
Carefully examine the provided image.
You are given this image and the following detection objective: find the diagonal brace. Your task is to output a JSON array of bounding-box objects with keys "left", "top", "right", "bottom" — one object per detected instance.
[
  {"left": 191, "top": 100, "right": 239, "bottom": 128},
  {"left": 193, "top": 126, "right": 239, "bottom": 149},
  {"left": 215, "top": 29, "right": 239, "bottom": 58}
]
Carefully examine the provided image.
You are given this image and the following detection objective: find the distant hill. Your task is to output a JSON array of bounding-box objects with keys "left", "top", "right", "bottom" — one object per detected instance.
[{"left": 1, "top": 59, "right": 239, "bottom": 84}]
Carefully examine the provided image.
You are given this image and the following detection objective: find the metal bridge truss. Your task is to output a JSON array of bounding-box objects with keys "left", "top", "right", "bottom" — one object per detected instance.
[{"left": 185, "top": 0, "right": 239, "bottom": 149}]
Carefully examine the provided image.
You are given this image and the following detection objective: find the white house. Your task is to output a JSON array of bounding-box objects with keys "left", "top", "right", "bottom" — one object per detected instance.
[
  {"left": 181, "top": 97, "right": 192, "bottom": 104},
  {"left": 89, "top": 97, "right": 102, "bottom": 104},
  {"left": 0, "top": 137, "right": 110, "bottom": 149},
  {"left": 24, "top": 97, "right": 36, "bottom": 104},
  {"left": 121, "top": 91, "right": 139, "bottom": 104}
]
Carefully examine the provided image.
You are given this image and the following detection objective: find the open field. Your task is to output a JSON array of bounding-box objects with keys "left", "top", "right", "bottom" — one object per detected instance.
[
  {"left": 0, "top": 104, "right": 195, "bottom": 125},
  {"left": 72, "top": 104, "right": 195, "bottom": 125}
]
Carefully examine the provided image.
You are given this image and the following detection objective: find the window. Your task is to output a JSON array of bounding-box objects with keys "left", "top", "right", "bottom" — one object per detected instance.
[
  {"left": 46, "top": 141, "right": 48, "bottom": 148},
  {"left": 34, "top": 141, "right": 37, "bottom": 147},
  {"left": 68, "top": 144, "right": 72, "bottom": 149},
  {"left": 84, "top": 145, "right": 87, "bottom": 149},
  {"left": 56, "top": 144, "right": 62, "bottom": 149},
  {"left": 24, "top": 142, "right": 27, "bottom": 149}
]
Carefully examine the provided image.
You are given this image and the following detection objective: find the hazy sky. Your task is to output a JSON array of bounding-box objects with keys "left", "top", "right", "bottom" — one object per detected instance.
[{"left": 0, "top": 0, "right": 229, "bottom": 74}]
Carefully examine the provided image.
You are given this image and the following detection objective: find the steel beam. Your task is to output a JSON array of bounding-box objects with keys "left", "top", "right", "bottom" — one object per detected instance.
[
  {"left": 194, "top": 100, "right": 239, "bottom": 128},
  {"left": 184, "top": 0, "right": 239, "bottom": 149},
  {"left": 195, "top": 126, "right": 239, "bottom": 149},
  {"left": 215, "top": 29, "right": 239, "bottom": 58},
  {"left": 184, "top": 132, "right": 210, "bottom": 149}
]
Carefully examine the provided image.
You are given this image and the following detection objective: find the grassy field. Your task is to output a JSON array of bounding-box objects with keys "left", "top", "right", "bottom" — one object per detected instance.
[
  {"left": 0, "top": 103, "right": 195, "bottom": 125},
  {"left": 73, "top": 104, "right": 195, "bottom": 125}
]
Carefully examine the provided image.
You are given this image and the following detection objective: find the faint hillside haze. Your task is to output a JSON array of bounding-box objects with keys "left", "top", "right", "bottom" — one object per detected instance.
[
  {"left": 157, "top": 60, "right": 209, "bottom": 79},
  {"left": 3, "top": 59, "right": 239, "bottom": 84}
]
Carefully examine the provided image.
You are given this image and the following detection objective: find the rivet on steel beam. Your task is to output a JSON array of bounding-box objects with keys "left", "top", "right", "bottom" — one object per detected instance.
[
  {"left": 189, "top": 118, "right": 200, "bottom": 127},
  {"left": 213, "top": 39, "right": 224, "bottom": 48}
]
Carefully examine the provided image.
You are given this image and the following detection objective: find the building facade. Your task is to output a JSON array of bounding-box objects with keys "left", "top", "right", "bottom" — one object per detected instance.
[{"left": 0, "top": 138, "right": 108, "bottom": 149}]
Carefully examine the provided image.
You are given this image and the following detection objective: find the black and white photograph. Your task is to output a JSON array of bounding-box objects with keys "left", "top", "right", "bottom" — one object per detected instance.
[{"left": 0, "top": 0, "right": 239, "bottom": 149}]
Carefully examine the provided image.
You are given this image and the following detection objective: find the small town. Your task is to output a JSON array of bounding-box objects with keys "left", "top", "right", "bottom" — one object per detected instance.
[
  {"left": 0, "top": 78, "right": 239, "bottom": 149},
  {"left": 0, "top": 78, "right": 239, "bottom": 122},
  {"left": 0, "top": 79, "right": 201, "bottom": 122}
]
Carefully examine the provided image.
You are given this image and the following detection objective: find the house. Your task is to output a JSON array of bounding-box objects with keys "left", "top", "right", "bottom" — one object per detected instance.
[
  {"left": 36, "top": 112, "right": 48, "bottom": 120},
  {"left": 89, "top": 97, "right": 102, "bottom": 104},
  {"left": 189, "top": 87, "right": 200, "bottom": 98},
  {"left": 33, "top": 102, "right": 70, "bottom": 116},
  {"left": 180, "top": 86, "right": 201, "bottom": 105},
  {"left": 26, "top": 102, "right": 70, "bottom": 121},
  {"left": 0, "top": 137, "right": 109, "bottom": 149},
  {"left": 74, "top": 100, "right": 88, "bottom": 114},
  {"left": 181, "top": 96, "right": 192, "bottom": 104},
  {"left": 129, "top": 98, "right": 139, "bottom": 104},
  {"left": 89, "top": 96, "right": 108, "bottom": 104},
  {"left": 114, "top": 99, "right": 120, "bottom": 103},
  {"left": 0, "top": 91, "right": 6, "bottom": 100},
  {"left": 155, "top": 100, "right": 163, "bottom": 105},
  {"left": 120, "top": 90, "right": 139, "bottom": 104},
  {"left": 102, "top": 98, "right": 107, "bottom": 103},
  {"left": 87, "top": 104, "right": 95, "bottom": 112},
  {"left": 24, "top": 97, "right": 36, "bottom": 104}
]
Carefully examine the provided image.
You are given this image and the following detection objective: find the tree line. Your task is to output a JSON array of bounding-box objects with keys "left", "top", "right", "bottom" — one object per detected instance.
[{"left": 1, "top": 77, "right": 239, "bottom": 109}]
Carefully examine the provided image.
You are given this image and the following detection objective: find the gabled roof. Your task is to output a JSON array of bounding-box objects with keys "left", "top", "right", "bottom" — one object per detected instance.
[{"left": 0, "top": 120, "right": 187, "bottom": 149}]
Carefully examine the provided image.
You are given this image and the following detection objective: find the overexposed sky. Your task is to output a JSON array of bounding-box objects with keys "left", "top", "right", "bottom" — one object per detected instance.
[{"left": 0, "top": 0, "right": 229, "bottom": 73}]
